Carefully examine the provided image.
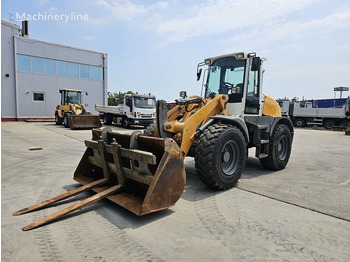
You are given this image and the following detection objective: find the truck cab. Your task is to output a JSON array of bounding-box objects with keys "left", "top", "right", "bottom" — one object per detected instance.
[
  {"left": 122, "top": 93, "right": 156, "bottom": 127},
  {"left": 96, "top": 93, "right": 156, "bottom": 128}
]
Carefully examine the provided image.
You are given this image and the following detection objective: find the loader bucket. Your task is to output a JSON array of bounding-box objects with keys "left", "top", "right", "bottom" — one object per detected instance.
[
  {"left": 13, "top": 127, "right": 186, "bottom": 231},
  {"left": 69, "top": 115, "right": 102, "bottom": 130},
  {"left": 73, "top": 127, "right": 186, "bottom": 215}
]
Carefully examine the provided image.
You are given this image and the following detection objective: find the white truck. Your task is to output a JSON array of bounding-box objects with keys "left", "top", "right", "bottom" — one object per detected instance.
[
  {"left": 278, "top": 97, "right": 350, "bottom": 129},
  {"left": 96, "top": 93, "right": 156, "bottom": 128}
]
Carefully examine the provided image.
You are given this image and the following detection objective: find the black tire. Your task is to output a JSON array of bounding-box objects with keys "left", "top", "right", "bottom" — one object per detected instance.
[
  {"left": 63, "top": 113, "right": 71, "bottom": 128},
  {"left": 323, "top": 119, "right": 335, "bottom": 129},
  {"left": 55, "top": 114, "right": 62, "bottom": 125},
  {"left": 122, "top": 118, "right": 130, "bottom": 128},
  {"left": 293, "top": 118, "right": 305, "bottom": 128},
  {"left": 194, "top": 124, "right": 246, "bottom": 190},
  {"left": 260, "top": 124, "right": 292, "bottom": 170},
  {"left": 143, "top": 124, "right": 155, "bottom": 137},
  {"left": 103, "top": 115, "right": 112, "bottom": 125}
]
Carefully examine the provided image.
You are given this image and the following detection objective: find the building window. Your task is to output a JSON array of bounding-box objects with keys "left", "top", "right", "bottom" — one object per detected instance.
[
  {"left": 33, "top": 93, "right": 44, "bottom": 101},
  {"left": 45, "top": 59, "right": 56, "bottom": 75},
  {"left": 90, "top": 66, "right": 103, "bottom": 81},
  {"left": 17, "top": 55, "right": 31, "bottom": 72},
  {"left": 57, "top": 61, "right": 68, "bottom": 76},
  {"left": 32, "top": 57, "right": 43, "bottom": 73},
  {"left": 80, "top": 64, "right": 89, "bottom": 79},
  {"left": 69, "top": 63, "right": 79, "bottom": 78},
  {"left": 16, "top": 55, "right": 105, "bottom": 81}
]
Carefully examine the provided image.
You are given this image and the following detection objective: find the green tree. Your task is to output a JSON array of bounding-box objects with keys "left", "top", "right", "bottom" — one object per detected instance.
[{"left": 107, "top": 91, "right": 133, "bottom": 106}]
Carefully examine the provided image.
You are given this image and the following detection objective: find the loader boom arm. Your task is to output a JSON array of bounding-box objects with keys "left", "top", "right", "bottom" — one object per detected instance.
[{"left": 161, "top": 95, "right": 229, "bottom": 155}]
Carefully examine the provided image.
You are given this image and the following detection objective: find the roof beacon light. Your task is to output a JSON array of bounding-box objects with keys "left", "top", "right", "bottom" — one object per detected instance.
[
  {"left": 204, "top": 59, "right": 212, "bottom": 65},
  {"left": 236, "top": 53, "right": 244, "bottom": 59}
]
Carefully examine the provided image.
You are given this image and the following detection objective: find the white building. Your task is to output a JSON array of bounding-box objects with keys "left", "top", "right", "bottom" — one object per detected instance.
[{"left": 1, "top": 20, "right": 107, "bottom": 121}]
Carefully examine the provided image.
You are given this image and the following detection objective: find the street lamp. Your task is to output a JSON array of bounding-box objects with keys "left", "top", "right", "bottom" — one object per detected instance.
[{"left": 334, "top": 87, "right": 349, "bottom": 99}]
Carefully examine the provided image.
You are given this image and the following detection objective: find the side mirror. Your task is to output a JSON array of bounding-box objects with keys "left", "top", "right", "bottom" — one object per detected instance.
[
  {"left": 251, "top": 57, "right": 261, "bottom": 71},
  {"left": 85, "top": 92, "right": 89, "bottom": 96},
  {"left": 196, "top": 68, "right": 202, "bottom": 81}
]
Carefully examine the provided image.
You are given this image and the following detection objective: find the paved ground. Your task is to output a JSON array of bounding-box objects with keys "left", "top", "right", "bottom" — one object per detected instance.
[{"left": 2, "top": 122, "right": 350, "bottom": 261}]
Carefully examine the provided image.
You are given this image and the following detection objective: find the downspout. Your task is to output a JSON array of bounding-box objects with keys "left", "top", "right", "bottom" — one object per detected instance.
[
  {"left": 102, "top": 53, "right": 108, "bottom": 105},
  {"left": 13, "top": 36, "right": 19, "bottom": 120}
]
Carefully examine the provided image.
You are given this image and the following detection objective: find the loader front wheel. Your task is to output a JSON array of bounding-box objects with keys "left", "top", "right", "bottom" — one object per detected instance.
[
  {"left": 64, "top": 113, "right": 71, "bottom": 128},
  {"left": 195, "top": 124, "right": 246, "bottom": 190},
  {"left": 260, "top": 124, "right": 292, "bottom": 170},
  {"left": 143, "top": 124, "right": 155, "bottom": 137},
  {"left": 55, "top": 114, "right": 62, "bottom": 125}
]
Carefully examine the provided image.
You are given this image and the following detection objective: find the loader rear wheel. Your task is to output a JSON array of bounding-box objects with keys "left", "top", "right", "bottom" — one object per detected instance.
[
  {"left": 260, "top": 124, "right": 292, "bottom": 170},
  {"left": 64, "top": 113, "right": 71, "bottom": 128},
  {"left": 195, "top": 124, "right": 246, "bottom": 190}
]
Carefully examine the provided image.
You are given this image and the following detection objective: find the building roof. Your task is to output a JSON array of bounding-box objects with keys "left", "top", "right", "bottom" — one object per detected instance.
[{"left": 1, "top": 20, "right": 21, "bottom": 30}]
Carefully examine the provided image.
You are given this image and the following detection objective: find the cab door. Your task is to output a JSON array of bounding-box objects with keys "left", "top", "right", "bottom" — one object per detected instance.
[{"left": 244, "top": 57, "right": 261, "bottom": 115}]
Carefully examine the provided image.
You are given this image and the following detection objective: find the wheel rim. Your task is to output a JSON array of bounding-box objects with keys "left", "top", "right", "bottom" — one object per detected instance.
[
  {"left": 220, "top": 140, "right": 239, "bottom": 175},
  {"left": 64, "top": 116, "right": 68, "bottom": 125},
  {"left": 278, "top": 136, "right": 288, "bottom": 161},
  {"left": 325, "top": 121, "right": 333, "bottom": 129},
  {"left": 55, "top": 115, "right": 58, "bottom": 123},
  {"left": 296, "top": 120, "right": 303, "bottom": 127}
]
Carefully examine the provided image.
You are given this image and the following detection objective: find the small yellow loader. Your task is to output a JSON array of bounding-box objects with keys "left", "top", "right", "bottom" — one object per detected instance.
[{"left": 55, "top": 88, "right": 101, "bottom": 129}]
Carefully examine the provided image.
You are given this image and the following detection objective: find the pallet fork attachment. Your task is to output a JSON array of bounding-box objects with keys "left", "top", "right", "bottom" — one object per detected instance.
[{"left": 13, "top": 127, "right": 186, "bottom": 231}]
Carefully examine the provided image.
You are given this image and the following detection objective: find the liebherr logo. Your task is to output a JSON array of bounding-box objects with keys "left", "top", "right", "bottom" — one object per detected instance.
[{"left": 16, "top": 12, "right": 89, "bottom": 22}]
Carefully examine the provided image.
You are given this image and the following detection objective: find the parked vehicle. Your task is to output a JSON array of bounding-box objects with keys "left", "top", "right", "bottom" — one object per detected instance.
[
  {"left": 55, "top": 89, "right": 101, "bottom": 129},
  {"left": 278, "top": 97, "right": 350, "bottom": 129},
  {"left": 96, "top": 93, "right": 156, "bottom": 128}
]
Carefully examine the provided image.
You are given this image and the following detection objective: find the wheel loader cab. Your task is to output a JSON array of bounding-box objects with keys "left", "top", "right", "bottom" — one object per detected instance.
[
  {"left": 60, "top": 89, "right": 82, "bottom": 105},
  {"left": 203, "top": 53, "right": 262, "bottom": 117}
]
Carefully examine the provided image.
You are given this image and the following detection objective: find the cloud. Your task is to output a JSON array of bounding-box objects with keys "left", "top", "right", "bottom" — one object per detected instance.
[
  {"left": 90, "top": 0, "right": 350, "bottom": 48},
  {"left": 154, "top": 0, "right": 316, "bottom": 42},
  {"left": 35, "top": 0, "right": 50, "bottom": 7},
  {"left": 96, "top": 0, "right": 146, "bottom": 20},
  {"left": 95, "top": 0, "right": 168, "bottom": 20},
  {"left": 223, "top": 9, "right": 350, "bottom": 50}
]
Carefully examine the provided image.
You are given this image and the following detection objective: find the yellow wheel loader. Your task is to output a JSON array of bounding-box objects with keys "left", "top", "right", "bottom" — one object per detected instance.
[
  {"left": 146, "top": 52, "right": 294, "bottom": 189},
  {"left": 13, "top": 52, "right": 293, "bottom": 231},
  {"left": 55, "top": 89, "right": 102, "bottom": 129}
]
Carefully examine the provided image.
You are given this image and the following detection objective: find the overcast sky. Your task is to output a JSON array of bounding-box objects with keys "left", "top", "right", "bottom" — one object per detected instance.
[{"left": 2, "top": 0, "right": 350, "bottom": 101}]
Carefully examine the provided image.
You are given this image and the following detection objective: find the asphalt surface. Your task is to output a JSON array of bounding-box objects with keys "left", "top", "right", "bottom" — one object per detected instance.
[{"left": 2, "top": 122, "right": 350, "bottom": 261}]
